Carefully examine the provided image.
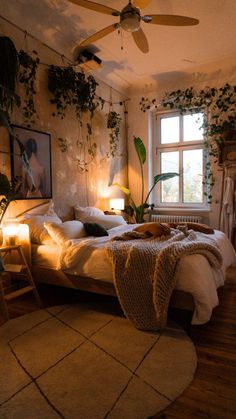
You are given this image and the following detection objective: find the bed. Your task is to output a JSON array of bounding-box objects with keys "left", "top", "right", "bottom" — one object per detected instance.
[{"left": 30, "top": 222, "right": 236, "bottom": 326}]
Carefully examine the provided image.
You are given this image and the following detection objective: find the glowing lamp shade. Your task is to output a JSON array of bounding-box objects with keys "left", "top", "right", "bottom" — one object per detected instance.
[
  {"left": 109, "top": 198, "right": 125, "bottom": 211},
  {"left": 3, "top": 219, "right": 20, "bottom": 246}
]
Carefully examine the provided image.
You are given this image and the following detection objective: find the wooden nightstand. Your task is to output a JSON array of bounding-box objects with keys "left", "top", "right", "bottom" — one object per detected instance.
[{"left": 0, "top": 245, "right": 41, "bottom": 321}]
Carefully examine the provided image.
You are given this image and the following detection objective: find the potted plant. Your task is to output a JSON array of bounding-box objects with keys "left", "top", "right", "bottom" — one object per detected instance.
[{"left": 112, "top": 136, "right": 178, "bottom": 223}]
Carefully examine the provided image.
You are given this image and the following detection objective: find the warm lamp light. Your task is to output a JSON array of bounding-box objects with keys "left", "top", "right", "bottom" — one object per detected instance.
[
  {"left": 3, "top": 219, "right": 20, "bottom": 246},
  {"left": 19, "top": 224, "right": 31, "bottom": 265},
  {"left": 109, "top": 198, "right": 125, "bottom": 211}
]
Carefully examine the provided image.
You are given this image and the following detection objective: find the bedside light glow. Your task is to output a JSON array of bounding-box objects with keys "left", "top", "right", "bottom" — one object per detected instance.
[{"left": 109, "top": 198, "right": 125, "bottom": 211}]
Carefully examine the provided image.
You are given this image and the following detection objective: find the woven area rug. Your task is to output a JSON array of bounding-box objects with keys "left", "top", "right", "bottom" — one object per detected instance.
[{"left": 0, "top": 303, "right": 197, "bottom": 419}]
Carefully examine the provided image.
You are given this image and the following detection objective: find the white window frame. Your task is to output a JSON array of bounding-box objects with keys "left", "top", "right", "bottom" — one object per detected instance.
[{"left": 153, "top": 110, "right": 208, "bottom": 209}]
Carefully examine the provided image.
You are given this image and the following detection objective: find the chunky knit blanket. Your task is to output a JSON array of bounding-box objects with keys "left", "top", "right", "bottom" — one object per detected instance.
[{"left": 106, "top": 229, "right": 222, "bottom": 331}]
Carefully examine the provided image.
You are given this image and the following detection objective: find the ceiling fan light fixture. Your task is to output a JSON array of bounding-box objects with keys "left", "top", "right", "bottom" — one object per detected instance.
[
  {"left": 72, "top": 0, "right": 199, "bottom": 54},
  {"left": 120, "top": 4, "right": 141, "bottom": 32},
  {"left": 121, "top": 14, "right": 140, "bottom": 31}
]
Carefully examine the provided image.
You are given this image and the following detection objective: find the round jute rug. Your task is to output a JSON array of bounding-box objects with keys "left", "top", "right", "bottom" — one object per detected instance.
[{"left": 0, "top": 303, "right": 197, "bottom": 419}]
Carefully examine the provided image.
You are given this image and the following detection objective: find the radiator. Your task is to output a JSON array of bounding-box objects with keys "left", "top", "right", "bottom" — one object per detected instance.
[{"left": 150, "top": 214, "right": 202, "bottom": 223}]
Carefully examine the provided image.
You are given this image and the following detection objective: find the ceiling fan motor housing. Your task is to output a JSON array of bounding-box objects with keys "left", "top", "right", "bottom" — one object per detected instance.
[{"left": 120, "top": 4, "right": 141, "bottom": 32}]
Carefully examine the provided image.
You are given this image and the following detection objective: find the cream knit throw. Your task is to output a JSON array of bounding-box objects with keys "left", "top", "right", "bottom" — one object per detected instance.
[{"left": 106, "top": 229, "right": 222, "bottom": 331}]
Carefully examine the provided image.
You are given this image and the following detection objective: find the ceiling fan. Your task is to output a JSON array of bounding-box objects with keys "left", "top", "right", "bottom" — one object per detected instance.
[{"left": 69, "top": 0, "right": 199, "bottom": 53}]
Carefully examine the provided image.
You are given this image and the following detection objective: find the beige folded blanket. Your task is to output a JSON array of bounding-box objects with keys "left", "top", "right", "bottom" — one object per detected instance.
[{"left": 107, "top": 229, "right": 222, "bottom": 331}]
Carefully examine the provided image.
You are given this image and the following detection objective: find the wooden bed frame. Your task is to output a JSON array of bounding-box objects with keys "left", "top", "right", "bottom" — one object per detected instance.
[{"left": 31, "top": 266, "right": 195, "bottom": 312}]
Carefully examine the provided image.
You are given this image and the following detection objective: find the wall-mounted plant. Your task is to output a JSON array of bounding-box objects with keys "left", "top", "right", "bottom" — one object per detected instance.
[
  {"left": 48, "top": 66, "right": 100, "bottom": 119},
  {"left": 0, "top": 36, "right": 34, "bottom": 219},
  {"left": 0, "top": 36, "right": 20, "bottom": 128},
  {"left": 106, "top": 110, "right": 122, "bottom": 157},
  {"left": 48, "top": 65, "right": 103, "bottom": 171},
  {"left": 139, "top": 83, "right": 236, "bottom": 202},
  {"left": 56, "top": 137, "right": 69, "bottom": 153},
  {"left": 161, "top": 84, "right": 236, "bottom": 155},
  {"left": 18, "top": 49, "right": 40, "bottom": 127}
]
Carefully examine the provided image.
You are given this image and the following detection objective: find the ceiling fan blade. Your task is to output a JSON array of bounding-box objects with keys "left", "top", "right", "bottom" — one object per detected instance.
[
  {"left": 68, "top": 0, "right": 120, "bottom": 16},
  {"left": 143, "top": 14, "right": 199, "bottom": 26},
  {"left": 132, "top": 28, "right": 149, "bottom": 53},
  {"left": 133, "top": 0, "right": 151, "bottom": 9},
  {"left": 79, "top": 24, "right": 118, "bottom": 47}
]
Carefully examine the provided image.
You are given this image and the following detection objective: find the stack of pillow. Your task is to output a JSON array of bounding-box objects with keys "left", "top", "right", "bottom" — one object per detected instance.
[{"left": 19, "top": 202, "right": 126, "bottom": 247}]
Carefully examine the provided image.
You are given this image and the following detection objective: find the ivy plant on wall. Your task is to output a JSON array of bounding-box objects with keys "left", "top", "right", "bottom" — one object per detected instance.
[
  {"left": 0, "top": 36, "right": 35, "bottom": 228},
  {"left": 48, "top": 66, "right": 101, "bottom": 119},
  {"left": 18, "top": 49, "right": 40, "bottom": 127},
  {"left": 48, "top": 65, "right": 105, "bottom": 172},
  {"left": 139, "top": 83, "right": 236, "bottom": 202},
  {"left": 106, "top": 110, "right": 122, "bottom": 157},
  {"left": 0, "top": 36, "right": 20, "bottom": 127}
]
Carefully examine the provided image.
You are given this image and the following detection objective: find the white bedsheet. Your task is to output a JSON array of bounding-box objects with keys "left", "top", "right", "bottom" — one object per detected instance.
[{"left": 32, "top": 225, "right": 236, "bottom": 325}]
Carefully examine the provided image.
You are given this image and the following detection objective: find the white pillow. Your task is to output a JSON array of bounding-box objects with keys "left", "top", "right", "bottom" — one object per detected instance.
[
  {"left": 79, "top": 214, "right": 126, "bottom": 230},
  {"left": 74, "top": 205, "right": 104, "bottom": 221},
  {"left": 44, "top": 220, "right": 87, "bottom": 246},
  {"left": 17, "top": 200, "right": 57, "bottom": 221},
  {"left": 22, "top": 214, "right": 62, "bottom": 244}
]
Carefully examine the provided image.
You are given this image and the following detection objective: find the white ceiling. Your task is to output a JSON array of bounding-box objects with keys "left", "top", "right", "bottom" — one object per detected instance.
[{"left": 1, "top": 0, "right": 236, "bottom": 93}]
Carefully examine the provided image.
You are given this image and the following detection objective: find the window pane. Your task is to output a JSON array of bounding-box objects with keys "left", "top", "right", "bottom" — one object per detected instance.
[
  {"left": 161, "top": 116, "right": 179, "bottom": 144},
  {"left": 183, "top": 113, "right": 204, "bottom": 141},
  {"left": 183, "top": 149, "right": 203, "bottom": 203},
  {"left": 161, "top": 152, "right": 179, "bottom": 202}
]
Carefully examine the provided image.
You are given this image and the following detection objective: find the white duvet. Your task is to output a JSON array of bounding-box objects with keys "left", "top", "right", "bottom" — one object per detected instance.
[{"left": 34, "top": 225, "right": 236, "bottom": 325}]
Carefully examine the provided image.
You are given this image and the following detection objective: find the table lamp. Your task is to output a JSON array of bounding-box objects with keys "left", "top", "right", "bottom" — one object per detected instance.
[
  {"left": 109, "top": 198, "right": 125, "bottom": 211},
  {"left": 3, "top": 219, "right": 20, "bottom": 246}
]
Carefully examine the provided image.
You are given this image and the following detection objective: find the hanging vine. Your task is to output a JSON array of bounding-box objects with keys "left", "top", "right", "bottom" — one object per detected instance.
[
  {"left": 139, "top": 83, "right": 236, "bottom": 202},
  {"left": 48, "top": 65, "right": 101, "bottom": 118},
  {"left": 106, "top": 110, "right": 122, "bottom": 157},
  {"left": 0, "top": 36, "right": 20, "bottom": 118},
  {"left": 48, "top": 65, "right": 104, "bottom": 171},
  {"left": 18, "top": 49, "right": 40, "bottom": 126}
]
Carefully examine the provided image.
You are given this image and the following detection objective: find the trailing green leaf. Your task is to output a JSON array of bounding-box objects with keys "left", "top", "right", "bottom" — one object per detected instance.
[
  {"left": 139, "top": 83, "right": 236, "bottom": 203},
  {"left": 18, "top": 49, "right": 40, "bottom": 126},
  {"left": 0, "top": 36, "right": 18, "bottom": 112},
  {"left": 106, "top": 111, "right": 122, "bottom": 157}
]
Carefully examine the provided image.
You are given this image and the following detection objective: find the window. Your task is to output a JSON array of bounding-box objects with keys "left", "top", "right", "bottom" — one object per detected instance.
[{"left": 155, "top": 111, "right": 206, "bottom": 207}]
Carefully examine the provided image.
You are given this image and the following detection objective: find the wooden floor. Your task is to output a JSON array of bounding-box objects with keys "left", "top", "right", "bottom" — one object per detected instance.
[{"left": 1, "top": 268, "right": 236, "bottom": 419}]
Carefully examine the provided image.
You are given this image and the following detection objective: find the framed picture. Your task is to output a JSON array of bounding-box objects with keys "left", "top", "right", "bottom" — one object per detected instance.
[{"left": 10, "top": 125, "right": 52, "bottom": 199}]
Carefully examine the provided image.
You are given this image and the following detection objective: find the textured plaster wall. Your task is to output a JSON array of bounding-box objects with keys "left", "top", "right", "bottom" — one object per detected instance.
[
  {"left": 0, "top": 26, "right": 128, "bottom": 220},
  {"left": 128, "top": 58, "right": 236, "bottom": 229}
]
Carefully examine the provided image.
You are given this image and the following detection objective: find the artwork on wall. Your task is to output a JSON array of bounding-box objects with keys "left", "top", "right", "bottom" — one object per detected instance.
[{"left": 10, "top": 125, "right": 52, "bottom": 199}]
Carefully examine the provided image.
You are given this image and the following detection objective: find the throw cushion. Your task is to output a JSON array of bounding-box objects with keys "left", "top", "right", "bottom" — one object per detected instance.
[
  {"left": 16, "top": 200, "right": 57, "bottom": 221},
  {"left": 75, "top": 214, "right": 126, "bottom": 230},
  {"left": 44, "top": 220, "right": 87, "bottom": 246},
  {"left": 74, "top": 205, "right": 104, "bottom": 221},
  {"left": 83, "top": 222, "right": 109, "bottom": 237},
  {"left": 22, "top": 214, "right": 62, "bottom": 244}
]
